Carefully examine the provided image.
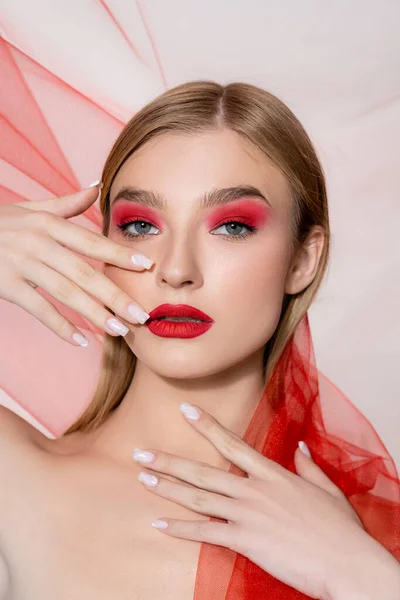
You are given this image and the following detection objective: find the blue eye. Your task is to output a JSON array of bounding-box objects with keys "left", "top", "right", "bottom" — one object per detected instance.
[
  {"left": 211, "top": 221, "right": 256, "bottom": 239},
  {"left": 118, "top": 220, "right": 160, "bottom": 239},
  {"left": 117, "top": 219, "right": 257, "bottom": 241}
]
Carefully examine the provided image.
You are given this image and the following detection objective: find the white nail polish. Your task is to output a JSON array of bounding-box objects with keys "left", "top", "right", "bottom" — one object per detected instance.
[
  {"left": 138, "top": 472, "right": 158, "bottom": 487},
  {"left": 127, "top": 305, "right": 150, "bottom": 324},
  {"left": 72, "top": 332, "right": 89, "bottom": 347},
  {"left": 298, "top": 441, "right": 311, "bottom": 458},
  {"left": 152, "top": 520, "right": 168, "bottom": 529},
  {"left": 89, "top": 179, "right": 101, "bottom": 188},
  {"left": 106, "top": 318, "right": 129, "bottom": 336},
  {"left": 131, "top": 254, "right": 154, "bottom": 270},
  {"left": 132, "top": 449, "right": 155, "bottom": 463},
  {"left": 180, "top": 402, "right": 200, "bottom": 420}
]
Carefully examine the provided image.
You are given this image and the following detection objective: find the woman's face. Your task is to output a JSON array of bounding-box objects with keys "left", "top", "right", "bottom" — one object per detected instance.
[{"left": 105, "top": 128, "right": 295, "bottom": 379}]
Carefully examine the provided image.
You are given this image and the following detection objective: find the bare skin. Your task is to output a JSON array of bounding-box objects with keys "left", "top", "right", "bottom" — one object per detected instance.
[
  {"left": 0, "top": 128, "right": 323, "bottom": 598},
  {"left": 0, "top": 402, "right": 274, "bottom": 599}
]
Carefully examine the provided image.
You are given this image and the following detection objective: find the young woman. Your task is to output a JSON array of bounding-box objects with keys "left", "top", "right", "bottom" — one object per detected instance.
[{"left": 0, "top": 81, "right": 399, "bottom": 599}]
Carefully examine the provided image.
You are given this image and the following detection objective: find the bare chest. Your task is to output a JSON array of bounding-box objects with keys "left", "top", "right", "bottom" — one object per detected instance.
[{"left": 4, "top": 455, "right": 207, "bottom": 600}]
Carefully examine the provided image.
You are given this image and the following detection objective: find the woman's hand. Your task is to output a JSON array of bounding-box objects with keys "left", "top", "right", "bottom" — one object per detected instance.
[
  {"left": 132, "top": 402, "right": 399, "bottom": 600},
  {"left": 0, "top": 182, "right": 153, "bottom": 346}
]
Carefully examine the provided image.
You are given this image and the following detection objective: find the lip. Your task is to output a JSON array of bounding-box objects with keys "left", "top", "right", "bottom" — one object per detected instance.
[
  {"left": 147, "top": 304, "right": 213, "bottom": 323},
  {"left": 146, "top": 304, "right": 214, "bottom": 339},
  {"left": 146, "top": 319, "right": 213, "bottom": 339}
]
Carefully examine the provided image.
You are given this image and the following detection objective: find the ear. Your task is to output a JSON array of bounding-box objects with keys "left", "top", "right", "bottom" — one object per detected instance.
[{"left": 284, "top": 226, "right": 325, "bottom": 295}]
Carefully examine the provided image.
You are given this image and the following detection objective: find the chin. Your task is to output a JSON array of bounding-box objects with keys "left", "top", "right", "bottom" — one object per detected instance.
[
  {"left": 149, "top": 358, "right": 219, "bottom": 380},
  {"left": 131, "top": 345, "right": 227, "bottom": 380}
]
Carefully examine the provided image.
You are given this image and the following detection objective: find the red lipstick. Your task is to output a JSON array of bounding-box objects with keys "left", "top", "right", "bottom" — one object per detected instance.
[{"left": 146, "top": 304, "right": 214, "bottom": 338}]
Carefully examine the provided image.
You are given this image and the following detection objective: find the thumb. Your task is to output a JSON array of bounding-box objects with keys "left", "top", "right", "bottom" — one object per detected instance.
[
  {"left": 16, "top": 180, "right": 102, "bottom": 219},
  {"left": 295, "top": 441, "right": 343, "bottom": 498}
]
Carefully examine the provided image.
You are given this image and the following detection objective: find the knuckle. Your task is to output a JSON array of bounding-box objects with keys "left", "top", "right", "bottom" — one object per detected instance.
[
  {"left": 107, "top": 287, "right": 126, "bottom": 308},
  {"left": 33, "top": 210, "right": 57, "bottom": 228},
  {"left": 73, "top": 259, "right": 96, "bottom": 285},
  {"left": 192, "top": 490, "right": 208, "bottom": 511},
  {"left": 162, "top": 454, "right": 173, "bottom": 472},
  {"left": 193, "top": 465, "right": 210, "bottom": 488},
  {"left": 36, "top": 299, "right": 70, "bottom": 333},
  {"left": 80, "top": 228, "right": 102, "bottom": 250},
  {"left": 220, "top": 431, "right": 240, "bottom": 455},
  {"left": 33, "top": 297, "right": 51, "bottom": 319},
  {"left": 54, "top": 277, "right": 77, "bottom": 300},
  {"left": 57, "top": 316, "right": 75, "bottom": 337}
]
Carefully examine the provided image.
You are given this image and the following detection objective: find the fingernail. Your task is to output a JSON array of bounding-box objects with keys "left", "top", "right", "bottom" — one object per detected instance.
[
  {"left": 127, "top": 305, "right": 150, "bottom": 324},
  {"left": 131, "top": 254, "right": 154, "bottom": 270},
  {"left": 152, "top": 519, "right": 168, "bottom": 529},
  {"left": 89, "top": 179, "right": 101, "bottom": 188},
  {"left": 180, "top": 402, "right": 200, "bottom": 420},
  {"left": 132, "top": 449, "right": 155, "bottom": 463},
  {"left": 72, "top": 332, "right": 89, "bottom": 347},
  {"left": 138, "top": 472, "right": 158, "bottom": 487},
  {"left": 106, "top": 318, "right": 129, "bottom": 336},
  {"left": 298, "top": 441, "right": 312, "bottom": 458}
]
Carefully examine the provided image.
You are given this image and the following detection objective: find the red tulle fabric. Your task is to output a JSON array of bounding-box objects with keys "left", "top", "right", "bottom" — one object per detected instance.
[
  {"left": 0, "top": 34, "right": 399, "bottom": 599},
  {"left": 194, "top": 313, "right": 400, "bottom": 598}
]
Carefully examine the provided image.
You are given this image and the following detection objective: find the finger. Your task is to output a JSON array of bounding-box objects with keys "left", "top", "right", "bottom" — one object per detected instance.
[
  {"left": 28, "top": 210, "right": 154, "bottom": 272},
  {"left": 295, "top": 444, "right": 364, "bottom": 526},
  {"left": 179, "top": 403, "right": 279, "bottom": 479},
  {"left": 138, "top": 472, "right": 238, "bottom": 522},
  {"left": 151, "top": 517, "right": 235, "bottom": 548},
  {"left": 30, "top": 234, "right": 150, "bottom": 325},
  {"left": 15, "top": 182, "right": 101, "bottom": 218},
  {"left": 132, "top": 450, "right": 246, "bottom": 498},
  {"left": 17, "top": 257, "right": 143, "bottom": 336},
  {"left": 294, "top": 445, "right": 348, "bottom": 500},
  {"left": 6, "top": 280, "right": 90, "bottom": 346}
]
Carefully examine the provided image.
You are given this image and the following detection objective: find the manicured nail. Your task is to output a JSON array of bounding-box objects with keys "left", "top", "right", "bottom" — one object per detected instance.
[
  {"left": 180, "top": 402, "right": 200, "bottom": 420},
  {"left": 152, "top": 519, "right": 168, "bottom": 529},
  {"left": 298, "top": 441, "right": 311, "bottom": 458},
  {"left": 127, "top": 305, "right": 150, "bottom": 324},
  {"left": 72, "top": 332, "right": 89, "bottom": 347},
  {"left": 131, "top": 254, "right": 154, "bottom": 270},
  {"left": 106, "top": 318, "right": 129, "bottom": 336},
  {"left": 138, "top": 472, "right": 158, "bottom": 487},
  {"left": 132, "top": 449, "right": 155, "bottom": 463},
  {"left": 89, "top": 179, "right": 101, "bottom": 188}
]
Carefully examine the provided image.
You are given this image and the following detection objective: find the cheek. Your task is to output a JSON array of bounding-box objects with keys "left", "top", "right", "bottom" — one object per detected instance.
[
  {"left": 103, "top": 263, "right": 139, "bottom": 295},
  {"left": 215, "top": 242, "right": 288, "bottom": 295},
  {"left": 211, "top": 245, "right": 289, "bottom": 327}
]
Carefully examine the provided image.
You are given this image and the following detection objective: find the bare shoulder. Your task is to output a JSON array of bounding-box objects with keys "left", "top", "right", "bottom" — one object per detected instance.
[
  {"left": 0, "top": 405, "right": 57, "bottom": 515},
  {"left": 0, "top": 404, "right": 86, "bottom": 456},
  {"left": 0, "top": 404, "right": 49, "bottom": 499},
  {"left": 0, "top": 404, "right": 43, "bottom": 446},
  {"left": 0, "top": 405, "right": 46, "bottom": 599}
]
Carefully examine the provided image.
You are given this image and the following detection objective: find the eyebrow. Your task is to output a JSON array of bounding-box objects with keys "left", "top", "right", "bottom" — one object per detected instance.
[{"left": 111, "top": 185, "right": 272, "bottom": 211}]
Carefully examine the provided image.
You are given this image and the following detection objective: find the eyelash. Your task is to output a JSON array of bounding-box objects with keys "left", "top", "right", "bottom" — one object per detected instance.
[{"left": 117, "top": 219, "right": 258, "bottom": 242}]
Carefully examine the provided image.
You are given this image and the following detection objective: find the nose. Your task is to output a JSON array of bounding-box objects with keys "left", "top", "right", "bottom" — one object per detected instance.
[{"left": 155, "top": 232, "right": 204, "bottom": 290}]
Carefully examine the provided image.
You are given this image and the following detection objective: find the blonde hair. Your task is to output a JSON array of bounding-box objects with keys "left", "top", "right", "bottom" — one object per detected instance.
[{"left": 64, "top": 80, "right": 330, "bottom": 435}]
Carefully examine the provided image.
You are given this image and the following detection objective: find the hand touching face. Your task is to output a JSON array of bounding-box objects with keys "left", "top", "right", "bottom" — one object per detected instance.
[{"left": 105, "top": 128, "right": 311, "bottom": 380}]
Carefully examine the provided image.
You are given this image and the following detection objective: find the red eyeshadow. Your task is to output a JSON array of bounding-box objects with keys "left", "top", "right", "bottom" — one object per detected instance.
[
  {"left": 111, "top": 202, "right": 163, "bottom": 229},
  {"left": 205, "top": 199, "right": 271, "bottom": 229}
]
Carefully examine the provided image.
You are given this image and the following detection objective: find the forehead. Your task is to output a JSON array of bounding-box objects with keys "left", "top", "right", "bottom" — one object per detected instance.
[{"left": 110, "top": 129, "right": 291, "bottom": 209}]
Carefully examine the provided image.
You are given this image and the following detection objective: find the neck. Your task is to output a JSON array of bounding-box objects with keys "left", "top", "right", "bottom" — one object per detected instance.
[{"left": 86, "top": 351, "right": 270, "bottom": 469}]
